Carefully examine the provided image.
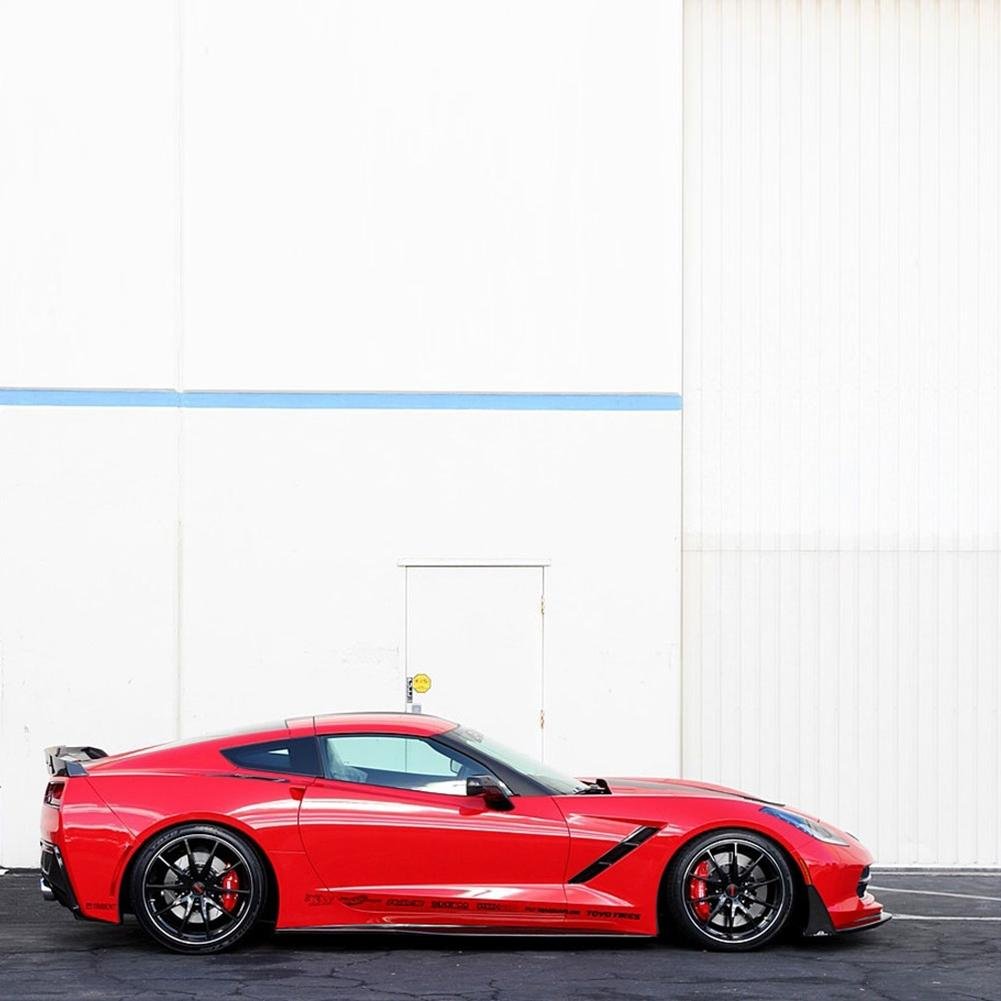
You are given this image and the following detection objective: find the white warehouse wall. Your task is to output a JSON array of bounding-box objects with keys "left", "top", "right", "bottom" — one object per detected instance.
[
  {"left": 0, "top": 1, "right": 179, "bottom": 387},
  {"left": 0, "top": 1, "right": 683, "bottom": 867},
  {"left": 181, "top": 0, "right": 683, "bottom": 392},
  {"left": 1, "top": 0, "right": 997, "bottom": 871},
  {"left": 178, "top": 410, "right": 681, "bottom": 768},
  {"left": 0, "top": 409, "right": 180, "bottom": 867},
  {"left": 682, "top": 0, "right": 1000, "bottom": 866}
]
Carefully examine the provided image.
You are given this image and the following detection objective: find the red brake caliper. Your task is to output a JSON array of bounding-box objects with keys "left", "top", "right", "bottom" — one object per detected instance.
[
  {"left": 220, "top": 869, "right": 240, "bottom": 912},
  {"left": 689, "top": 860, "right": 711, "bottom": 921}
]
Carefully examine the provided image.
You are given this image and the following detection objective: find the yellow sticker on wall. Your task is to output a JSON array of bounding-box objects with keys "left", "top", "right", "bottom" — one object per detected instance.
[{"left": 412, "top": 673, "right": 432, "bottom": 695}]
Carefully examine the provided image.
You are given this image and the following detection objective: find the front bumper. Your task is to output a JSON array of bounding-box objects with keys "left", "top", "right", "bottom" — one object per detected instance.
[
  {"left": 836, "top": 909, "right": 893, "bottom": 934},
  {"left": 40, "top": 842, "right": 83, "bottom": 919},
  {"left": 803, "top": 884, "right": 892, "bottom": 936},
  {"left": 799, "top": 838, "right": 890, "bottom": 935}
]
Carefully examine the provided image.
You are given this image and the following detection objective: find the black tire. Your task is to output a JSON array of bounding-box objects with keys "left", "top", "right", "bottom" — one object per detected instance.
[
  {"left": 130, "top": 824, "right": 266, "bottom": 954},
  {"left": 663, "top": 829, "right": 796, "bottom": 951}
]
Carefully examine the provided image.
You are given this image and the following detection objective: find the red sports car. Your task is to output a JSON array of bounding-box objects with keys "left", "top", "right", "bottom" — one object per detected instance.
[{"left": 40, "top": 713, "right": 888, "bottom": 953}]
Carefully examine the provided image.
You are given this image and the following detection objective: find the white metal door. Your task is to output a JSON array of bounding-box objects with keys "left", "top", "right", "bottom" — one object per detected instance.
[{"left": 404, "top": 565, "right": 545, "bottom": 757}]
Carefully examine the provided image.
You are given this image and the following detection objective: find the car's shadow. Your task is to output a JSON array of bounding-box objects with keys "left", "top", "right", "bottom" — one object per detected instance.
[
  {"left": 263, "top": 928, "right": 874, "bottom": 955},
  {"left": 270, "top": 930, "right": 657, "bottom": 953},
  {"left": 61, "top": 916, "right": 876, "bottom": 958}
]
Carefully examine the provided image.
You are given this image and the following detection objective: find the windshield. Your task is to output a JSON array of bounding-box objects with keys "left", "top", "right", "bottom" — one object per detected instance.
[{"left": 448, "top": 725, "right": 589, "bottom": 795}]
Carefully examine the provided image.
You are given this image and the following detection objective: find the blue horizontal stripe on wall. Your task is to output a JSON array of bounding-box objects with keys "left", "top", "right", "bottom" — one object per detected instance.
[{"left": 0, "top": 389, "right": 682, "bottom": 411}]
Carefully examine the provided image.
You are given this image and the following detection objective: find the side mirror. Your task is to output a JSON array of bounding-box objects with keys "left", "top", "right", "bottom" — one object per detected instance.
[{"left": 466, "top": 774, "right": 514, "bottom": 811}]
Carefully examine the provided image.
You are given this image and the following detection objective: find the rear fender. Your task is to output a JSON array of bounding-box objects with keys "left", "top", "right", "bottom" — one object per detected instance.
[
  {"left": 49, "top": 777, "right": 134, "bottom": 923},
  {"left": 90, "top": 772, "right": 319, "bottom": 929}
]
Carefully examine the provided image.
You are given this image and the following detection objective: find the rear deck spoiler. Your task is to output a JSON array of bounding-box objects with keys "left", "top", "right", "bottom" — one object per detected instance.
[{"left": 44, "top": 746, "right": 108, "bottom": 777}]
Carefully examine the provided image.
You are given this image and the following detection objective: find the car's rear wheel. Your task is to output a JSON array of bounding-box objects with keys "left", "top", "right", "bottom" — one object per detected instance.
[
  {"left": 663, "top": 829, "right": 795, "bottom": 951},
  {"left": 130, "top": 824, "right": 265, "bottom": 954}
]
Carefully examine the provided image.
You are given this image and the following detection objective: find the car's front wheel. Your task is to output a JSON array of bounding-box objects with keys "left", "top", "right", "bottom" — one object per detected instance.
[
  {"left": 130, "top": 823, "right": 266, "bottom": 954},
  {"left": 663, "top": 829, "right": 796, "bottom": 950}
]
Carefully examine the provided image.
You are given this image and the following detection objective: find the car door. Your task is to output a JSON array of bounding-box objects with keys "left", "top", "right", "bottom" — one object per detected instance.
[{"left": 298, "top": 732, "right": 570, "bottom": 927}]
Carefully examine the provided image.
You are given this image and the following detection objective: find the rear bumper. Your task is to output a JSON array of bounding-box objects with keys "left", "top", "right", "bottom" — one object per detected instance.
[{"left": 39, "top": 842, "right": 83, "bottom": 919}]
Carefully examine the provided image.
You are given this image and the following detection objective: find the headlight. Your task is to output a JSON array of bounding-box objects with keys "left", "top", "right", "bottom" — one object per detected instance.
[{"left": 760, "top": 806, "right": 850, "bottom": 846}]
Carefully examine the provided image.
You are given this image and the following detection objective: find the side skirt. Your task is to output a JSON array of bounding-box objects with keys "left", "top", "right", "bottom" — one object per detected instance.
[{"left": 275, "top": 925, "right": 655, "bottom": 939}]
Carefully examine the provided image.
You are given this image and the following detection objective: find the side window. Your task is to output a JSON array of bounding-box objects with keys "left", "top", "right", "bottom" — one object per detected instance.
[
  {"left": 222, "top": 737, "right": 320, "bottom": 776},
  {"left": 321, "top": 735, "right": 493, "bottom": 796}
]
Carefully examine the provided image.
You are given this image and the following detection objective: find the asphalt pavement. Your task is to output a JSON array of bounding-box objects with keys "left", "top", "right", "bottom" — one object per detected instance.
[{"left": 0, "top": 869, "right": 997, "bottom": 1000}]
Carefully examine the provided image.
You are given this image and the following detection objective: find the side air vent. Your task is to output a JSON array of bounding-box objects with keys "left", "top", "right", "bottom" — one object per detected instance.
[{"left": 568, "top": 826, "right": 660, "bottom": 884}]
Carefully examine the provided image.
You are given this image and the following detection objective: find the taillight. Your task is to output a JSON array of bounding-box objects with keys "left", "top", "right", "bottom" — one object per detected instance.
[{"left": 44, "top": 781, "right": 65, "bottom": 807}]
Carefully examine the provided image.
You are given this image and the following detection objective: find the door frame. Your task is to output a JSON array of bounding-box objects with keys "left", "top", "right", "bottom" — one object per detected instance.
[{"left": 397, "top": 558, "right": 550, "bottom": 755}]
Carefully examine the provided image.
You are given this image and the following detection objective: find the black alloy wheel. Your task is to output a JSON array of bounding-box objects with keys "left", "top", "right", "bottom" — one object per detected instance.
[
  {"left": 664, "top": 829, "right": 795, "bottom": 950},
  {"left": 130, "top": 824, "right": 265, "bottom": 953}
]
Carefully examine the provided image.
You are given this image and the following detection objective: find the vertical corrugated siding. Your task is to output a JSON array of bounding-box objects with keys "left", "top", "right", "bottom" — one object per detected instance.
[{"left": 682, "top": 0, "right": 1000, "bottom": 865}]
